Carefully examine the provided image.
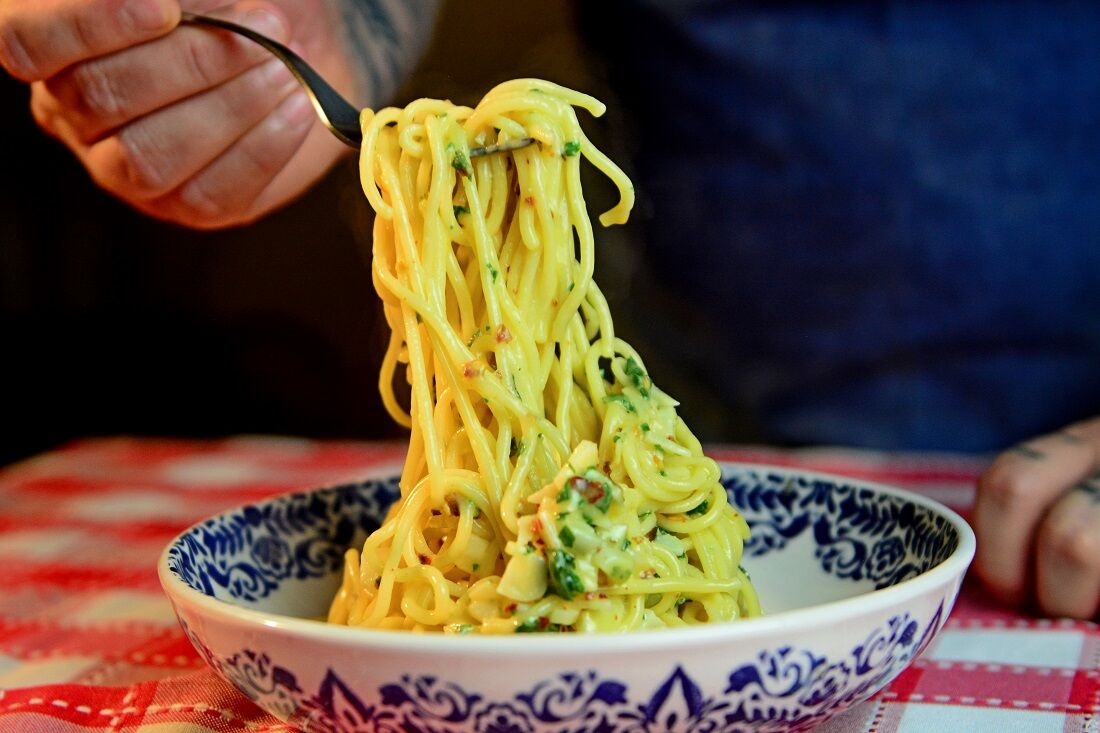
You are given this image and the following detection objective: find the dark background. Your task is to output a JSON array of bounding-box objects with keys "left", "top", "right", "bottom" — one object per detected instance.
[{"left": 0, "top": 1, "right": 658, "bottom": 465}]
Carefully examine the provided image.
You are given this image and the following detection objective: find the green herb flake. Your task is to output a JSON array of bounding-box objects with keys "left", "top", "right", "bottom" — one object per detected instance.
[
  {"left": 559, "top": 525, "right": 575, "bottom": 548},
  {"left": 675, "top": 595, "right": 688, "bottom": 608},
  {"left": 472, "top": 563, "right": 480, "bottom": 572},
  {"left": 687, "top": 500, "right": 709, "bottom": 517},
  {"left": 547, "top": 549, "right": 585, "bottom": 600},
  {"left": 510, "top": 438, "right": 525, "bottom": 458},
  {"left": 641, "top": 423, "right": 650, "bottom": 432},
  {"left": 486, "top": 262, "right": 500, "bottom": 282},
  {"left": 603, "top": 394, "right": 636, "bottom": 413},
  {"left": 453, "top": 205, "right": 469, "bottom": 219},
  {"left": 624, "top": 356, "right": 650, "bottom": 397},
  {"left": 451, "top": 149, "right": 471, "bottom": 176},
  {"left": 739, "top": 564, "right": 752, "bottom": 580},
  {"left": 563, "top": 140, "right": 581, "bottom": 157},
  {"left": 620, "top": 538, "right": 631, "bottom": 551}
]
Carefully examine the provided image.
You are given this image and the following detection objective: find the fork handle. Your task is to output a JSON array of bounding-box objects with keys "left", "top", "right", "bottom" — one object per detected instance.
[{"left": 178, "top": 12, "right": 363, "bottom": 147}]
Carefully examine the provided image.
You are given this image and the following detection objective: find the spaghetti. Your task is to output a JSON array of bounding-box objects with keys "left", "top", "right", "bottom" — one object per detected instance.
[{"left": 328, "top": 79, "right": 761, "bottom": 633}]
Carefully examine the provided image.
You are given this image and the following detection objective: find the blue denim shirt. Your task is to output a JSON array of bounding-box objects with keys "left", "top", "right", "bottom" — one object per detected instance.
[{"left": 583, "top": 1, "right": 1100, "bottom": 451}]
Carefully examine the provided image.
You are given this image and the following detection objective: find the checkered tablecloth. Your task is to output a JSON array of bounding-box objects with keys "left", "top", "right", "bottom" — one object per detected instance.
[{"left": 0, "top": 437, "right": 1096, "bottom": 732}]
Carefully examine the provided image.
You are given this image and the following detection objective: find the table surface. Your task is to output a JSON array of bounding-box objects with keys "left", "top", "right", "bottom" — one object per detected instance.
[{"left": 0, "top": 437, "right": 1096, "bottom": 732}]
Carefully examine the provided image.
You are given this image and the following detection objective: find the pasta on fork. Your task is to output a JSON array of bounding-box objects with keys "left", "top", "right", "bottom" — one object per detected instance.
[{"left": 328, "top": 80, "right": 761, "bottom": 633}]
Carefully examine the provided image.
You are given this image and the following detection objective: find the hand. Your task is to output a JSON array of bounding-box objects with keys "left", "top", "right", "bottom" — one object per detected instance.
[
  {"left": 0, "top": 0, "right": 351, "bottom": 229},
  {"left": 973, "top": 418, "right": 1100, "bottom": 619}
]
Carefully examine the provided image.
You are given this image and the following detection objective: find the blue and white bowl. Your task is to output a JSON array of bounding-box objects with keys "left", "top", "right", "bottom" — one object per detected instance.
[{"left": 159, "top": 463, "right": 974, "bottom": 733}]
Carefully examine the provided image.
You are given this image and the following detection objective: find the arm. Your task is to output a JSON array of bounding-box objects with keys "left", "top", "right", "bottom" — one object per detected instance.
[
  {"left": 0, "top": 0, "right": 440, "bottom": 230},
  {"left": 973, "top": 418, "right": 1100, "bottom": 619}
]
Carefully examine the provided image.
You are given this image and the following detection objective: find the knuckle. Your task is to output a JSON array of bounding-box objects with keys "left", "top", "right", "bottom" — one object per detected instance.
[
  {"left": 115, "top": 126, "right": 172, "bottom": 195},
  {"left": 1041, "top": 521, "right": 1100, "bottom": 570},
  {"left": 239, "top": 130, "right": 286, "bottom": 181},
  {"left": 71, "top": 60, "right": 125, "bottom": 121},
  {"left": 978, "top": 461, "right": 1033, "bottom": 510},
  {"left": 181, "top": 32, "right": 221, "bottom": 90},
  {"left": 0, "top": 19, "right": 39, "bottom": 80},
  {"left": 178, "top": 178, "right": 225, "bottom": 220}
]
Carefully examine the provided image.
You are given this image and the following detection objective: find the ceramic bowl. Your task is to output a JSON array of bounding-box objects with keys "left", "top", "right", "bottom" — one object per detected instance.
[{"left": 159, "top": 462, "right": 974, "bottom": 733}]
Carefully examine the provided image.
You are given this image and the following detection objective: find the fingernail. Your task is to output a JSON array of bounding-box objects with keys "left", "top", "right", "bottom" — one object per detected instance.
[
  {"left": 278, "top": 91, "right": 314, "bottom": 128},
  {"left": 237, "top": 6, "right": 290, "bottom": 43},
  {"left": 122, "top": 0, "right": 174, "bottom": 33}
]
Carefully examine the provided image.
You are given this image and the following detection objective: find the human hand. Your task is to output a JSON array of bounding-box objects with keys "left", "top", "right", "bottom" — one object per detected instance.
[
  {"left": 973, "top": 419, "right": 1100, "bottom": 619},
  {"left": 0, "top": 0, "right": 351, "bottom": 229}
]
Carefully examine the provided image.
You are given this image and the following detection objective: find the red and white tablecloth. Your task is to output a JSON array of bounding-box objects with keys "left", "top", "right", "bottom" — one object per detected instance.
[{"left": 0, "top": 437, "right": 1096, "bottom": 732}]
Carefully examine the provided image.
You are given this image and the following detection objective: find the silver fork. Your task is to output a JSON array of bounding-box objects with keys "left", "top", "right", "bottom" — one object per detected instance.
[{"left": 179, "top": 12, "right": 535, "bottom": 155}]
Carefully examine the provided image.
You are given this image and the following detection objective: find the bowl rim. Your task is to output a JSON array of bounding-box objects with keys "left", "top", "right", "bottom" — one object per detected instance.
[{"left": 158, "top": 461, "right": 975, "bottom": 656}]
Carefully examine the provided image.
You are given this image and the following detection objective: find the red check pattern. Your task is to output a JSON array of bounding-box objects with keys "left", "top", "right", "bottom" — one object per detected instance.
[{"left": 0, "top": 438, "right": 1096, "bottom": 732}]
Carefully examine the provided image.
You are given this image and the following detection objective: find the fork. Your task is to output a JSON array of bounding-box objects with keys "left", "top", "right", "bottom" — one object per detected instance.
[{"left": 179, "top": 12, "right": 535, "bottom": 155}]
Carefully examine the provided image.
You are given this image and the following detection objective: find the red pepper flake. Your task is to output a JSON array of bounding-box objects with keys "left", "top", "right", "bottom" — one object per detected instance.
[
  {"left": 418, "top": 554, "right": 431, "bottom": 565},
  {"left": 495, "top": 325, "right": 512, "bottom": 343},
  {"left": 462, "top": 361, "right": 482, "bottom": 378},
  {"left": 538, "top": 616, "right": 550, "bottom": 630},
  {"left": 551, "top": 298, "right": 558, "bottom": 307},
  {"left": 524, "top": 196, "right": 536, "bottom": 206},
  {"left": 568, "top": 476, "right": 606, "bottom": 506},
  {"left": 531, "top": 518, "right": 543, "bottom": 534},
  {"left": 504, "top": 603, "right": 517, "bottom": 615}
]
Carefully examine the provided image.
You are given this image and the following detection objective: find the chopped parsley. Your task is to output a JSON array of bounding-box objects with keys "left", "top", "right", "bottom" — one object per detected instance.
[
  {"left": 453, "top": 205, "right": 469, "bottom": 219},
  {"left": 624, "top": 357, "right": 650, "bottom": 397},
  {"left": 547, "top": 549, "right": 585, "bottom": 600},
  {"left": 486, "top": 262, "right": 499, "bottom": 282},
  {"left": 604, "top": 394, "right": 636, "bottom": 413},
  {"left": 451, "top": 149, "right": 471, "bottom": 176},
  {"left": 563, "top": 140, "right": 581, "bottom": 157},
  {"left": 641, "top": 423, "right": 650, "bottom": 432},
  {"left": 559, "top": 525, "right": 576, "bottom": 548},
  {"left": 510, "top": 437, "right": 525, "bottom": 458},
  {"left": 687, "top": 500, "right": 709, "bottom": 517}
]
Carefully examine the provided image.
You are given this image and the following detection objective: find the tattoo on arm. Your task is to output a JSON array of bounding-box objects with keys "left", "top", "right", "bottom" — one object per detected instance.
[
  {"left": 1074, "top": 476, "right": 1100, "bottom": 504},
  {"left": 1010, "top": 443, "right": 1045, "bottom": 460},
  {"left": 340, "top": 0, "right": 442, "bottom": 107}
]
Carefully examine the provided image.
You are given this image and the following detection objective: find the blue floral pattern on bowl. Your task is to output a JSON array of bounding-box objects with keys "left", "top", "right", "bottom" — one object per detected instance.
[
  {"left": 208, "top": 600, "right": 940, "bottom": 733},
  {"left": 167, "top": 477, "right": 401, "bottom": 602}
]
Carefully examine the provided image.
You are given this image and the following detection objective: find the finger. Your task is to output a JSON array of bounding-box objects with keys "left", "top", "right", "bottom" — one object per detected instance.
[
  {"left": 84, "top": 56, "right": 299, "bottom": 199},
  {"left": 0, "top": 0, "right": 178, "bottom": 82},
  {"left": 973, "top": 423, "right": 1100, "bottom": 604},
  {"left": 1035, "top": 477, "right": 1100, "bottom": 618},
  {"left": 167, "top": 90, "right": 316, "bottom": 227},
  {"left": 39, "top": 4, "right": 289, "bottom": 143}
]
